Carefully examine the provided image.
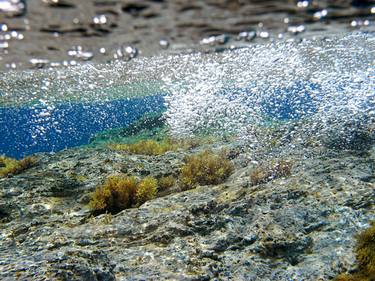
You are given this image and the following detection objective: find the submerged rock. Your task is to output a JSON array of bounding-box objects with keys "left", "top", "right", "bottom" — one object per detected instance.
[
  {"left": 90, "top": 111, "right": 167, "bottom": 145},
  {"left": 0, "top": 137, "right": 374, "bottom": 280}
]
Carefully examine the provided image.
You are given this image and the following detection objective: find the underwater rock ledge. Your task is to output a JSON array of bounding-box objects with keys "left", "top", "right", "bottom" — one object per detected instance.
[{"left": 0, "top": 137, "right": 374, "bottom": 281}]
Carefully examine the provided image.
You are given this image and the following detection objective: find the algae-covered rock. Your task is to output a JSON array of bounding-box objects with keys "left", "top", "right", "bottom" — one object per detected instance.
[{"left": 0, "top": 136, "right": 374, "bottom": 281}]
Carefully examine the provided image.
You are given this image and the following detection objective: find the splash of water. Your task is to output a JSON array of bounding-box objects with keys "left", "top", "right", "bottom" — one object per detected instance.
[
  {"left": 0, "top": 32, "right": 374, "bottom": 157},
  {"left": 162, "top": 32, "right": 374, "bottom": 148}
]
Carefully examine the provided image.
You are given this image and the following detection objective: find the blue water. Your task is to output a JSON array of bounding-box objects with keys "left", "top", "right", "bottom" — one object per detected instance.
[
  {"left": 0, "top": 95, "right": 165, "bottom": 159},
  {"left": 1, "top": 77, "right": 372, "bottom": 159},
  {"left": 0, "top": 83, "right": 319, "bottom": 159},
  {"left": 0, "top": 81, "right": 360, "bottom": 159},
  {"left": 1, "top": 33, "right": 373, "bottom": 159},
  {"left": 217, "top": 82, "right": 319, "bottom": 120}
]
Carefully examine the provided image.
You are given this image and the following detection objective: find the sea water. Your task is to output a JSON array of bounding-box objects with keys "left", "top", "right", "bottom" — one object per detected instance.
[{"left": 0, "top": 32, "right": 374, "bottom": 159}]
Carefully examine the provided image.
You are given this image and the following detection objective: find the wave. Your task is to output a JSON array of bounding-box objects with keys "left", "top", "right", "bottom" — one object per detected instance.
[{"left": 0, "top": 32, "right": 374, "bottom": 157}]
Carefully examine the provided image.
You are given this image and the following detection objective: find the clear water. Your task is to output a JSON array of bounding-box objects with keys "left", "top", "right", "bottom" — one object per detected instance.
[
  {"left": 0, "top": 96, "right": 165, "bottom": 158},
  {"left": 0, "top": 32, "right": 374, "bottom": 158}
]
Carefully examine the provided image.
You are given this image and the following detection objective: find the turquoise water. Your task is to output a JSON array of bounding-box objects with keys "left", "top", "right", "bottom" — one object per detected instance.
[{"left": 0, "top": 32, "right": 374, "bottom": 158}]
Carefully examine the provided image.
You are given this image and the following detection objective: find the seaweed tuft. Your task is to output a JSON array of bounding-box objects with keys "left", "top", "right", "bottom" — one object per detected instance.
[
  {"left": 108, "top": 139, "right": 176, "bottom": 156},
  {"left": 0, "top": 156, "right": 36, "bottom": 178},
  {"left": 89, "top": 175, "right": 138, "bottom": 215},
  {"left": 158, "top": 176, "right": 176, "bottom": 191},
  {"left": 180, "top": 150, "right": 234, "bottom": 190},
  {"left": 335, "top": 221, "right": 375, "bottom": 281},
  {"left": 89, "top": 175, "right": 159, "bottom": 215},
  {"left": 135, "top": 176, "right": 158, "bottom": 206}
]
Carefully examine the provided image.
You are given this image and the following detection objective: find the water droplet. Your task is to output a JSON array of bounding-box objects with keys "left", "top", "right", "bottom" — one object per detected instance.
[
  {"left": 350, "top": 19, "right": 370, "bottom": 28},
  {"left": 49, "top": 62, "right": 61, "bottom": 67},
  {"left": 200, "top": 36, "right": 216, "bottom": 45},
  {"left": 288, "top": 25, "right": 306, "bottom": 35},
  {"left": 30, "top": 58, "right": 50, "bottom": 68},
  {"left": 200, "top": 34, "right": 230, "bottom": 45},
  {"left": 258, "top": 31, "right": 270, "bottom": 39},
  {"left": 67, "top": 46, "right": 94, "bottom": 61},
  {"left": 93, "top": 14, "right": 107, "bottom": 25},
  {"left": 237, "top": 31, "right": 256, "bottom": 42},
  {"left": 0, "top": 23, "right": 8, "bottom": 32},
  {"left": 297, "top": 1, "right": 309, "bottom": 8},
  {"left": 314, "top": 9, "right": 328, "bottom": 20},
  {"left": 0, "top": 0, "right": 26, "bottom": 17},
  {"left": 0, "top": 41, "right": 9, "bottom": 49},
  {"left": 113, "top": 45, "right": 138, "bottom": 61},
  {"left": 159, "top": 39, "right": 169, "bottom": 49},
  {"left": 6, "top": 62, "right": 16, "bottom": 69}
]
